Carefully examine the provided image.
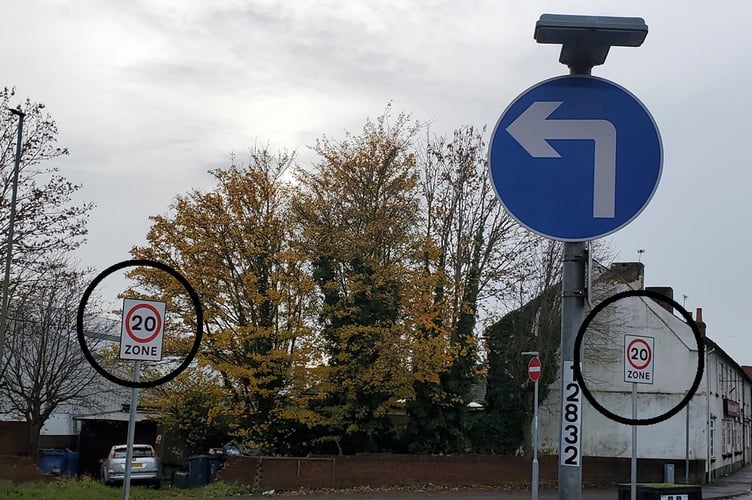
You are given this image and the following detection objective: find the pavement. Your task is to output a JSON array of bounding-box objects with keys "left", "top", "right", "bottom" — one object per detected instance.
[
  {"left": 487, "top": 466, "right": 752, "bottom": 500},
  {"left": 462, "top": 463, "right": 752, "bottom": 499},
  {"left": 703, "top": 462, "right": 752, "bottom": 499}
]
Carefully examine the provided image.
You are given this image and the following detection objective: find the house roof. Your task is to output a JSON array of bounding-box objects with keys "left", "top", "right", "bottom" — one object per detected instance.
[
  {"left": 486, "top": 261, "right": 752, "bottom": 400},
  {"left": 705, "top": 336, "right": 752, "bottom": 384},
  {"left": 73, "top": 409, "right": 153, "bottom": 422}
]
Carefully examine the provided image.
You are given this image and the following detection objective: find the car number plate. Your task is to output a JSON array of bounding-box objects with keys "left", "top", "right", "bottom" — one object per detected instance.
[{"left": 131, "top": 462, "right": 143, "bottom": 468}]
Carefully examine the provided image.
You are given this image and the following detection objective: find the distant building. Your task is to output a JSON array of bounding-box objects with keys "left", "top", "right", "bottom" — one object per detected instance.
[
  {"left": 706, "top": 337, "right": 752, "bottom": 476},
  {"left": 498, "top": 261, "right": 751, "bottom": 482}
]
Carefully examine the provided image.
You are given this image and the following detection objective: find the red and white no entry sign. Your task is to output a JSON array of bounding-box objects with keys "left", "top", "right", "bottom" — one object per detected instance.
[
  {"left": 624, "top": 334, "right": 654, "bottom": 384},
  {"left": 528, "top": 356, "right": 542, "bottom": 382},
  {"left": 120, "top": 298, "right": 166, "bottom": 361}
]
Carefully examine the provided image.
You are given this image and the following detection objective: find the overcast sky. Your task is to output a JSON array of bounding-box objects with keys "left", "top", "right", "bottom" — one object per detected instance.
[{"left": 4, "top": 0, "right": 751, "bottom": 363}]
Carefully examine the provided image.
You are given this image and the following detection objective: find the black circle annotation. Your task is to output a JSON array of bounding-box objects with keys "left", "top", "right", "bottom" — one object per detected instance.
[
  {"left": 573, "top": 289, "right": 704, "bottom": 426},
  {"left": 76, "top": 259, "right": 203, "bottom": 389}
]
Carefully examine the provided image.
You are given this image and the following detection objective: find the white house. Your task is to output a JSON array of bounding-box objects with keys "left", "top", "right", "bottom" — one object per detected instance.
[
  {"left": 535, "top": 262, "right": 751, "bottom": 482},
  {"left": 706, "top": 336, "right": 752, "bottom": 477}
]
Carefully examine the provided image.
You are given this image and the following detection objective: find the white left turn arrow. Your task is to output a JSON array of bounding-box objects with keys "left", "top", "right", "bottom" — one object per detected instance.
[{"left": 506, "top": 101, "right": 617, "bottom": 219}]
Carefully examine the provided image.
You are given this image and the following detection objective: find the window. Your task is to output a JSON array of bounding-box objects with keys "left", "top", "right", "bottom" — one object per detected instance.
[
  {"left": 726, "top": 420, "right": 732, "bottom": 453},
  {"left": 736, "top": 421, "right": 742, "bottom": 451},
  {"left": 133, "top": 446, "right": 155, "bottom": 458},
  {"left": 713, "top": 358, "right": 718, "bottom": 393},
  {"left": 710, "top": 419, "right": 715, "bottom": 457}
]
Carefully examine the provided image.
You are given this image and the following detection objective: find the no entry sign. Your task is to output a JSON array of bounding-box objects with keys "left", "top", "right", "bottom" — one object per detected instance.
[
  {"left": 120, "top": 298, "right": 166, "bottom": 361},
  {"left": 624, "top": 334, "right": 654, "bottom": 384},
  {"left": 528, "top": 356, "right": 542, "bottom": 382}
]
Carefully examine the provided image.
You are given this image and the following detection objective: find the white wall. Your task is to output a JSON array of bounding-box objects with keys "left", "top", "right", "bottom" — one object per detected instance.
[
  {"left": 537, "top": 375, "right": 707, "bottom": 460},
  {"left": 41, "top": 413, "right": 78, "bottom": 435},
  {"left": 538, "top": 291, "right": 705, "bottom": 461}
]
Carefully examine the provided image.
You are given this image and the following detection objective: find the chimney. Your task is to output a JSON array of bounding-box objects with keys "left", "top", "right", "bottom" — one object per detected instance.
[
  {"left": 602, "top": 262, "right": 645, "bottom": 289},
  {"left": 646, "top": 286, "right": 673, "bottom": 314},
  {"left": 695, "top": 307, "right": 706, "bottom": 338}
]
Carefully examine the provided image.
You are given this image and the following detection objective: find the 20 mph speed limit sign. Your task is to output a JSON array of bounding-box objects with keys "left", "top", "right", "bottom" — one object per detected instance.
[
  {"left": 624, "top": 334, "right": 654, "bottom": 384},
  {"left": 120, "top": 298, "right": 166, "bottom": 361}
]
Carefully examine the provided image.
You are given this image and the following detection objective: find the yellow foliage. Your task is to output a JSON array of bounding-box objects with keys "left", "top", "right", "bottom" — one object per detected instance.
[{"left": 129, "top": 148, "right": 319, "bottom": 450}]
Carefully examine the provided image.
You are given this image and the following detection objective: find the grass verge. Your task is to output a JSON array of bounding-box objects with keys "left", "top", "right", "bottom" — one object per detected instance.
[{"left": 0, "top": 477, "right": 259, "bottom": 499}]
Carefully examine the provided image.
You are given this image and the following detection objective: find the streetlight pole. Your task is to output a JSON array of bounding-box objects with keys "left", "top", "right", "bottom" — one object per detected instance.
[
  {"left": 533, "top": 14, "right": 648, "bottom": 500},
  {"left": 0, "top": 107, "right": 25, "bottom": 366}
]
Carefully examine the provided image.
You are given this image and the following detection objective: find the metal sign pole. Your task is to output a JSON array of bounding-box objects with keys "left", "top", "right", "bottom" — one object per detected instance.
[
  {"left": 559, "top": 241, "right": 585, "bottom": 500},
  {"left": 631, "top": 382, "right": 637, "bottom": 500},
  {"left": 488, "top": 15, "right": 654, "bottom": 500},
  {"left": 523, "top": 351, "right": 542, "bottom": 500},
  {"left": 533, "top": 376, "right": 539, "bottom": 500},
  {"left": 123, "top": 360, "right": 140, "bottom": 500}
]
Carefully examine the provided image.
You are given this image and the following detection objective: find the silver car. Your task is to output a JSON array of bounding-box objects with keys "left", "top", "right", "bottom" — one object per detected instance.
[{"left": 100, "top": 444, "right": 160, "bottom": 488}]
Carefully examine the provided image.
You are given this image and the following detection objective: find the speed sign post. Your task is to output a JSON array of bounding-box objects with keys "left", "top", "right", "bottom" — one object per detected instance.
[
  {"left": 119, "top": 298, "right": 166, "bottom": 500},
  {"left": 77, "top": 259, "right": 204, "bottom": 500},
  {"left": 624, "top": 334, "right": 654, "bottom": 500}
]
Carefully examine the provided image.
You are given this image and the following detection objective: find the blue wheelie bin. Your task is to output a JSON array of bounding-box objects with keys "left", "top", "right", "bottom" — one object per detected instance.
[
  {"left": 64, "top": 449, "right": 79, "bottom": 477},
  {"left": 38, "top": 449, "right": 66, "bottom": 475}
]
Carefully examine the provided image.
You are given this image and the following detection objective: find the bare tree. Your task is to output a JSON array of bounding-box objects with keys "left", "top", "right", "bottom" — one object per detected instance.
[
  {"left": 0, "top": 87, "right": 94, "bottom": 380},
  {"left": 0, "top": 88, "right": 91, "bottom": 265},
  {"left": 0, "top": 259, "right": 105, "bottom": 454},
  {"left": 482, "top": 238, "right": 617, "bottom": 454},
  {"left": 404, "top": 125, "right": 534, "bottom": 453}
]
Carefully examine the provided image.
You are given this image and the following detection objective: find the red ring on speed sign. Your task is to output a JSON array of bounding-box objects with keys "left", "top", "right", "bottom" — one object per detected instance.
[
  {"left": 125, "top": 304, "right": 162, "bottom": 344},
  {"left": 627, "top": 338, "right": 652, "bottom": 370}
]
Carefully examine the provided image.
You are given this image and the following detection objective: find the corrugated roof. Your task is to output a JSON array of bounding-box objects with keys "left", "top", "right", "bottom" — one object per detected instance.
[{"left": 73, "top": 410, "right": 152, "bottom": 422}]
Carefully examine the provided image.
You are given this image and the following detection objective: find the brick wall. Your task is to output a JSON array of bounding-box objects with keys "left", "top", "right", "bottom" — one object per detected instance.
[
  {"left": 38, "top": 434, "right": 77, "bottom": 450},
  {"left": 217, "top": 454, "right": 706, "bottom": 491},
  {"left": 219, "top": 456, "right": 335, "bottom": 490},
  {"left": 0, "top": 421, "right": 30, "bottom": 455},
  {"left": 0, "top": 455, "right": 48, "bottom": 483},
  {"left": 330, "top": 454, "right": 537, "bottom": 488}
]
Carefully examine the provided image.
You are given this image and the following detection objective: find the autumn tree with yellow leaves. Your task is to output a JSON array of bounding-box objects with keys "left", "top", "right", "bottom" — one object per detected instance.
[
  {"left": 292, "top": 106, "right": 421, "bottom": 454},
  {"left": 129, "top": 107, "right": 563, "bottom": 456},
  {"left": 139, "top": 367, "right": 228, "bottom": 457},
  {"left": 130, "top": 147, "right": 319, "bottom": 454}
]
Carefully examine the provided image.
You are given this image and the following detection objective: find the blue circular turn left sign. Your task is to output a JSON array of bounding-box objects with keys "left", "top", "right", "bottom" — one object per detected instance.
[{"left": 488, "top": 75, "right": 662, "bottom": 241}]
